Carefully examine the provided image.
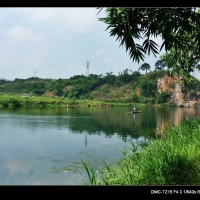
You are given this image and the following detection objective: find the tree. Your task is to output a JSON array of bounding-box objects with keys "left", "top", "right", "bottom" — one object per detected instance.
[
  {"left": 160, "top": 47, "right": 200, "bottom": 83},
  {"left": 157, "top": 92, "right": 170, "bottom": 103},
  {"left": 154, "top": 60, "right": 166, "bottom": 71},
  {"left": 138, "top": 63, "right": 151, "bottom": 74},
  {"left": 55, "top": 87, "right": 63, "bottom": 96},
  {"left": 97, "top": 8, "right": 200, "bottom": 80},
  {"left": 104, "top": 72, "right": 116, "bottom": 85},
  {"left": 118, "top": 68, "right": 132, "bottom": 83},
  {"left": 139, "top": 78, "right": 157, "bottom": 97}
]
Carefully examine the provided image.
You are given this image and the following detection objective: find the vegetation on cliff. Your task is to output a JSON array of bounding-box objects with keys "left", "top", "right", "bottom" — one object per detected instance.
[
  {"left": 1, "top": 69, "right": 200, "bottom": 108},
  {"left": 0, "top": 70, "right": 172, "bottom": 105}
]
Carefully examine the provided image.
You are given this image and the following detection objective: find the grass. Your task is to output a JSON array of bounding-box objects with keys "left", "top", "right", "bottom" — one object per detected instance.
[
  {"left": 82, "top": 117, "right": 200, "bottom": 185},
  {"left": 0, "top": 94, "right": 147, "bottom": 108}
]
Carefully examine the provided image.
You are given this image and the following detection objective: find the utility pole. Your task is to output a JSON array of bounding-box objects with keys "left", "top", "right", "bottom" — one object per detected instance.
[{"left": 86, "top": 60, "right": 89, "bottom": 77}]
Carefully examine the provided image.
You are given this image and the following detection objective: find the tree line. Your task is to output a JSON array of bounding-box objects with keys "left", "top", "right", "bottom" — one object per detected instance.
[{"left": 0, "top": 65, "right": 197, "bottom": 104}]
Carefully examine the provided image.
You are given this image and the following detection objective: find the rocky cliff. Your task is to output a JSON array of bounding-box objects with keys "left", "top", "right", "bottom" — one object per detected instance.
[{"left": 157, "top": 74, "right": 200, "bottom": 107}]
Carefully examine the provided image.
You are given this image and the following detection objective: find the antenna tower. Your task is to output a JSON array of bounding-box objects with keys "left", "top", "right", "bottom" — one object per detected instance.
[
  {"left": 86, "top": 60, "right": 89, "bottom": 77},
  {"left": 34, "top": 70, "right": 36, "bottom": 78}
]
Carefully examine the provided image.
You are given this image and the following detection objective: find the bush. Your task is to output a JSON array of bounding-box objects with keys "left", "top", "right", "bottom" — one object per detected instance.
[{"left": 157, "top": 92, "right": 170, "bottom": 104}]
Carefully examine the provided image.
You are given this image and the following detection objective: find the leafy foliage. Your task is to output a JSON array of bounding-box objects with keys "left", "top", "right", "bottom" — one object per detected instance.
[
  {"left": 97, "top": 7, "right": 200, "bottom": 81},
  {"left": 154, "top": 60, "right": 166, "bottom": 71},
  {"left": 97, "top": 8, "right": 200, "bottom": 60},
  {"left": 138, "top": 78, "right": 157, "bottom": 98},
  {"left": 157, "top": 92, "right": 170, "bottom": 104},
  {"left": 160, "top": 43, "right": 200, "bottom": 80}
]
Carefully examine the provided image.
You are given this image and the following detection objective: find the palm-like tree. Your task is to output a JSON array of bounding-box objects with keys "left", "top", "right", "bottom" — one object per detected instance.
[{"left": 138, "top": 63, "right": 151, "bottom": 74}]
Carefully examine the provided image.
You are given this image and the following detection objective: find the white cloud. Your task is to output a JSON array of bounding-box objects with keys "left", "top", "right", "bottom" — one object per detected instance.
[
  {"left": 29, "top": 8, "right": 59, "bottom": 22},
  {"left": 3, "top": 8, "right": 198, "bottom": 81},
  {"left": 14, "top": 8, "right": 97, "bottom": 34},
  {"left": 6, "top": 25, "right": 43, "bottom": 44},
  {"left": 62, "top": 8, "right": 97, "bottom": 33}
]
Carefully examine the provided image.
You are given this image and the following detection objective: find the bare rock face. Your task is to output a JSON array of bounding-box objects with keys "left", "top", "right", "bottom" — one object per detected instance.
[
  {"left": 157, "top": 74, "right": 199, "bottom": 107},
  {"left": 170, "top": 81, "right": 184, "bottom": 106},
  {"left": 157, "top": 74, "right": 177, "bottom": 94}
]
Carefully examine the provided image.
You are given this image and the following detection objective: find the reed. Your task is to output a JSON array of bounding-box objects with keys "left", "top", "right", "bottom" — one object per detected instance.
[{"left": 82, "top": 118, "right": 200, "bottom": 185}]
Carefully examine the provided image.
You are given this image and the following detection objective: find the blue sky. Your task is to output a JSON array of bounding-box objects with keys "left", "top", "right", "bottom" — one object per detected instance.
[{"left": 0, "top": 7, "right": 199, "bottom": 81}]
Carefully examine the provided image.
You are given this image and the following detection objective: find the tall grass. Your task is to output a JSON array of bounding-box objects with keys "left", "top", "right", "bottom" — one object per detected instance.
[
  {"left": 0, "top": 94, "right": 147, "bottom": 108},
  {"left": 82, "top": 118, "right": 200, "bottom": 185}
]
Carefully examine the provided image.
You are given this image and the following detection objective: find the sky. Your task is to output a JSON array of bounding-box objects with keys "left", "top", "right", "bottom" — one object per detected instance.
[{"left": 0, "top": 7, "right": 199, "bottom": 81}]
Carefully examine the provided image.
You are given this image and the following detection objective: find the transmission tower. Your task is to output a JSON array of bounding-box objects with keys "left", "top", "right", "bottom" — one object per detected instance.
[{"left": 86, "top": 60, "right": 89, "bottom": 77}]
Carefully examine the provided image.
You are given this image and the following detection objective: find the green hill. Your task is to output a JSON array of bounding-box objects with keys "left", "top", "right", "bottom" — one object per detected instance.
[{"left": 1, "top": 70, "right": 200, "bottom": 106}]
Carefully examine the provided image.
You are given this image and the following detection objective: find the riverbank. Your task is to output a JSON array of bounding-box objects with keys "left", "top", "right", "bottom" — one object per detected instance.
[
  {"left": 0, "top": 94, "right": 143, "bottom": 108},
  {"left": 0, "top": 94, "right": 176, "bottom": 108},
  {"left": 83, "top": 117, "right": 200, "bottom": 185}
]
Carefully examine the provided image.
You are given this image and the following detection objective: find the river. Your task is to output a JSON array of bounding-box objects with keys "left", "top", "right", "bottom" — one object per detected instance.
[{"left": 0, "top": 106, "right": 199, "bottom": 185}]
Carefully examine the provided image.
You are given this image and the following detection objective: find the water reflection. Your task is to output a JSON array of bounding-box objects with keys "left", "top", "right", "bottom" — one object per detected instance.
[
  {"left": 133, "top": 113, "right": 136, "bottom": 121},
  {"left": 156, "top": 107, "right": 200, "bottom": 136},
  {"left": 85, "top": 132, "right": 87, "bottom": 147},
  {"left": 1, "top": 107, "right": 200, "bottom": 141},
  {"left": 0, "top": 106, "right": 200, "bottom": 185}
]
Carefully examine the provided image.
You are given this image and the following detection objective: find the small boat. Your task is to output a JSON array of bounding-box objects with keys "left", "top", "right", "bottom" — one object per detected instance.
[
  {"left": 133, "top": 110, "right": 142, "bottom": 113},
  {"left": 66, "top": 105, "right": 76, "bottom": 108}
]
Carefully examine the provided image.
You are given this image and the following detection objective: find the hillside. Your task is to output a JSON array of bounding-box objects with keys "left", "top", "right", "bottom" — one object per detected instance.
[{"left": 1, "top": 70, "right": 200, "bottom": 107}]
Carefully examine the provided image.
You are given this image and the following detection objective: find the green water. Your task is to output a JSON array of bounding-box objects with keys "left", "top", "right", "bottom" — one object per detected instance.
[{"left": 0, "top": 106, "right": 199, "bottom": 185}]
